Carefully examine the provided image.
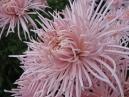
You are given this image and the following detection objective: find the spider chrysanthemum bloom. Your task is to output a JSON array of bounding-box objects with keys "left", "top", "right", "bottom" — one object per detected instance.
[
  {"left": 10, "top": 0, "right": 129, "bottom": 97},
  {"left": 0, "top": 0, "right": 46, "bottom": 39}
]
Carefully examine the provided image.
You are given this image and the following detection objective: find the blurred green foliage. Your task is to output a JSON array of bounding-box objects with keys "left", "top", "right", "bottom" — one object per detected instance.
[
  {"left": 0, "top": 33, "right": 27, "bottom": 97},
  {"left": 0, "top": 0, "right": 68, "bottom": 97},
  {"left": 48, "top": 0, "right": 69, "bottom": 11}
]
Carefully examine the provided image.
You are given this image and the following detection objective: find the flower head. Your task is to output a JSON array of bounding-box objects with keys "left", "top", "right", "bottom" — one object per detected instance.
[
  {"left": 0, "top": 0, "right": 46, "bottom": 39},
  {"left": 10, "top": 0, "right": 129, "bottom": 97}
]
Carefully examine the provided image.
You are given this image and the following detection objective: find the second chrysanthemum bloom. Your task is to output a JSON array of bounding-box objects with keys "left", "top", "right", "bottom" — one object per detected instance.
[{"left": 0, "top": 0, "right": 46, "bottom": 39}]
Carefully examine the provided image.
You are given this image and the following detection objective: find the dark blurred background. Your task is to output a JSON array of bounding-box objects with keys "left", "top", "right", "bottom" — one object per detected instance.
[{"left": 0, "top": 0, "right": 69, "bottom": 97}]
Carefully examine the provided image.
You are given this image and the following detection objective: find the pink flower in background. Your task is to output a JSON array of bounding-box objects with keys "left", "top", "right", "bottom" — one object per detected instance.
[
  {"left": 116, "top": 58, "right": 129, "bottom": 97},
  {"left": 32, "top": 0, "right": 47, "bottom": 5},
  {"left": 108, "top": 0, "right": 129, "bottom": 9},
  {"left": 111, "top": 0, "right": 123, "bottom": 9},
  {"left": 80, "top": 81, "right": 118, "bottom": 97},
  {"left": 81, "top": 82, "right": 129, "bottom": 97},
  {"left": 0, "top": 0, "right": 46, "bottom": 39},
  {"left": 80, "top": 58, "right": 129, "bottom": 97},
  {"left": 9, "top": 0, "right": 129, "bottom": 97}
]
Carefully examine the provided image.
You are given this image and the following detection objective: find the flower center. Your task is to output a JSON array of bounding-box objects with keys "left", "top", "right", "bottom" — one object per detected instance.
[
  {"left": 45, "top": 30, "right": 88, "bottom": 63},
  {"left": 49, "top": 35, "right": 64, "bottom": 50},
  {"left": 1, "top": 0, "right": 25, "bottom": 16}
]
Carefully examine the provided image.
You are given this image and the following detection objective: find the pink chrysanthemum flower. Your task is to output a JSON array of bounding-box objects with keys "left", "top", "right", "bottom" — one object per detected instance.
[
  {"left": 0, "top": 0, "right": 46, "bottom": 39},
  {"left": 10, "top": 0, "right": 129, "bottom": 97}
]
